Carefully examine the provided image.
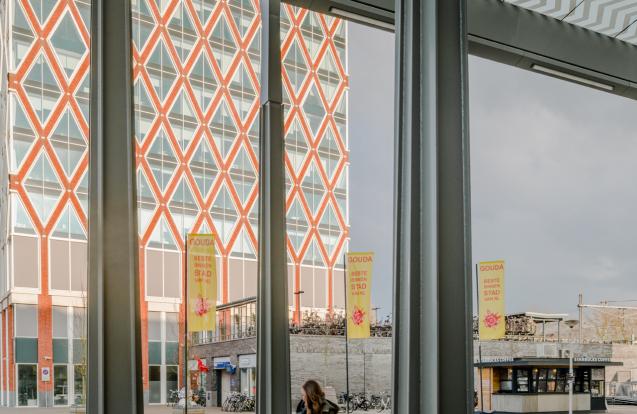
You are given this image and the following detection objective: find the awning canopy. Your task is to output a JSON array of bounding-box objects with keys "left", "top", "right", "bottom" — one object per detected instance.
[
  {"left": 285, "top": 0, "right": 637, "bottom": 99},
  {"left": 508, "top": 0, "right": 637, "bottom": 45}
]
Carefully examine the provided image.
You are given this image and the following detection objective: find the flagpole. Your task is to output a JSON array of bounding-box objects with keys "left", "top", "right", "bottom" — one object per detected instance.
[
  {"left": 475, "top": 263, "right": 483, "bottom": 414},
  {"left": 184, "top": 233, "right": 189, "bottom": 414},
  {"left": 343, "top": 252, "right": 350, "bottom": 414}
]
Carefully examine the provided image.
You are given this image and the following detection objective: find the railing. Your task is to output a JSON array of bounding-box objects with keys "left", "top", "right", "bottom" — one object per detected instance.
[
  {"left": 191, "top": 311, "right": 393, "bottom": 345},
  {"left": 191, "top": 326, "right": 257, "bottom": 345}
]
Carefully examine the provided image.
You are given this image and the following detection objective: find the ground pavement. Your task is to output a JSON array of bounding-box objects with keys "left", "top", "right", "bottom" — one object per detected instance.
[
  {"left": 0, "top": 406, "right": 382, "bottom": 413},
  {"left": 1, "top": 406, "right": 636, "bottom": 413}
]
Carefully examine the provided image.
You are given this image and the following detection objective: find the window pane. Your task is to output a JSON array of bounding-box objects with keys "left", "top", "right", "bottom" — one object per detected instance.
[
  {"left": 133, "top": 0, "right": 260, "bottom": 408},
  {"left": 15, "top": 304, "right": 38, "bottom": 337},
  {"left": 53, "top": 338, "right": 69, "bottom": 363},
  {"left": 167, "top": 365, "right": 179, "bottom": 402},
  {"left": 5, "top": 0, "right": 91, "bottom": 408},
  {"left": 148, "top": 311, "right": 161, "bottom": 341},
  {"left": 13, "top": 236, "right": 40, "bottom": 288},
  {"left": 54, "top": 365, "right": 69, "bottom": 406},
  {"left": 166, "top": 312, "right": 179, "bottom": 341},
  {"left": 15, "top": 338, "right": 38, "bottom": 363},
  {"left": 149, "top": 365, "right": 161, "bottom": 403},
  {"left": 285, "top": 8, "right": 395, "bottom": 410},
  {"left": 74, "top": 365, "right": 87, "bottom": 405},
  {"left": 50, "top": 239, "right": 71, "bottom": 291},
  {"left": 471, "top": 57, "right": 637, "bottom": 411},
  {"left": 149, "top": 341, "right": 162, "bottom": 365},
  {"left": 73, "top": 338, "right": 86, "bottom": 364},
  {"left": 17, "top": 365, "right": 38, "bottom": 406},
  {"left": 166, "top": 342, "right": 179, "bottom": 365},
  {"left": 73, "top": 307, "right": 86, "bottom": 339}
]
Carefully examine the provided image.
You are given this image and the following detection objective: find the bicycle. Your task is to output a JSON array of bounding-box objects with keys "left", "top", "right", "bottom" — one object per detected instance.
[
  {"left": 347, "top": 393, "right": 370, "bottom": 411},
  {"left": 371, "top": 392, "right": 391, "bottom": 412},
  {"left": 222, "top": 392, "right": 255, "bottom": 412},
  {"left": 166, "top": 389, "right": 179, "bottom": 407}
]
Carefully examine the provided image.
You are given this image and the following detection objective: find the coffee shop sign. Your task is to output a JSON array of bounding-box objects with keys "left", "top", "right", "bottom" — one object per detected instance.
[{"left": 574, "top": 357, "right": 611, "bottom": 363}]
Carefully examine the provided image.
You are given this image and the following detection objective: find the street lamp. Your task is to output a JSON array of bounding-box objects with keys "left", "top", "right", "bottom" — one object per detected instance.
[
  {"left": 294, "top": 290, "right": 305, "bottom": 326},
  {"left": 564, "top": 320, "right": 579, "bottom": 414},
  {"left": 565, "top": 319, "right": 579, "bottom": 342}
]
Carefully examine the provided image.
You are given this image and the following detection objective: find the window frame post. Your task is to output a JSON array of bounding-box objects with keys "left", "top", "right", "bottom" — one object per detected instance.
[
  {"left": 87, "top": 0, "right": 143, "bottom": 412},
  {"left": 256, "top": 0, "right": 292, "bottom": 412},
  {"left": 392, "top": 0, "right": 473, "bottom": 412}
]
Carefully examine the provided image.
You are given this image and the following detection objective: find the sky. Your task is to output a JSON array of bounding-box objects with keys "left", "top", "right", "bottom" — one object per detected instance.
[
  {"left": 347, "top": 23, "right": 637, "bottom": 321},
  {"left": 347, "top": 23, "right": 395, "bottom": 321}
]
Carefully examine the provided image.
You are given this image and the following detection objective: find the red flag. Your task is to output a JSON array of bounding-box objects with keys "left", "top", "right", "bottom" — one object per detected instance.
[{"left": 196, "top": 357, "right": 209, "bottom": 372}]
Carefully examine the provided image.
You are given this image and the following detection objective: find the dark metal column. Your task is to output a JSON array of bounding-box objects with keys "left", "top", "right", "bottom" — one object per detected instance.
[
  {"left": 392, "top": 0, "right": 472, "bottom": 412},
  {"left": 256, "top": 0, "right": 292, "bottom": 411},
  {"left": 88, "top": 0, "right": 143, "bottom": 413}
]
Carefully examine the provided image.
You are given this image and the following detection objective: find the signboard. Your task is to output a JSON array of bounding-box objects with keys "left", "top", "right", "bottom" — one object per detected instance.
[
  {"left": 213, "top": 357, "right": 231, "bottom": 370},
  {"left": 239, "top": 354, "right": 257, "bottom": 368},
  {"left": 187, "top": 234, "right": 217, "bottom": 333},
  {"left": 41, "top": 367, "right": 50, "bottom": 382},
  {"left": 478, "top": 260, "right": 506, "bottom": 340},
  {"left": 346, "top": 252, "right": 374, "bottom": 339}
]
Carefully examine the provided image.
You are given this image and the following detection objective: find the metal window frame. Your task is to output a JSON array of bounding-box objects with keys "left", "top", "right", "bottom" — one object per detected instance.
[
  {"left": 88, "top": 0, "right": 636, "bottom": 412},
  {"left": 88, "top": 0, "right": 143, "bottom": 413},
  {"left": 285, "top": 0, "right": 637, "bottom": 100}
]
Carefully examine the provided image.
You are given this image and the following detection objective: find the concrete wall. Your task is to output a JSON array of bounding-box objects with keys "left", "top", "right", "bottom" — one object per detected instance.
[
  {"left": 289, "top": 335, "right": 392, "bottom": 399},
  {"left": 608, "top": 344, "right": 637, "bottom": 384},
  {"left": 191, "top": 335, "right": 393, "bottom": 405}
]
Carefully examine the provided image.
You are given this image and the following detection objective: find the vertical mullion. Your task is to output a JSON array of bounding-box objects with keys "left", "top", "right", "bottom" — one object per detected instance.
[
  {"left": 256, "top": 0, "right": 291, "bottom": 411},
  {"left": 88, "top": 0, "right": 142, "bottom": 413},
  {"left": 437, "top": 0, "right": 473, "bottom": 412},
  {"left": 393, "top": 0, "right": 472, "bottom": 413}
]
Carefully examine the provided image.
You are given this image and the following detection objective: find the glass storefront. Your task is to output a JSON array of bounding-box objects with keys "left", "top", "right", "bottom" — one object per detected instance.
[
  {"left": 54, "top": 365, "right": 69, "bottom": 406},
  {"left": 239, "top": 354, "right": 256, "bottom": 397},
  {"left": 495, "top": 366, "right": 606, "bottom": 395},
  {"left": 166, "top": 365, "right": 179, "bottom": 400},
  {"left": 240, "top": 368, "right": 256, "bottom": 397},
  {"left": 74, "top": 365, "right": 86, "bottom": 405},
  {"left": 149, "top": 365, "right": 161, "bottom": 403},
  {"left": 17, "top": 364, "right": 37, "bottom": 407}
]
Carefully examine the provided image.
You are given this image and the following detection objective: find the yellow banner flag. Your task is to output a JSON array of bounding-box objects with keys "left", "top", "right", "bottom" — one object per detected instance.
[
  {"left": 346, "top": 252, "right": 374, "bottom": 339},
  {"left": 478, "top": 260, "right": 505, "bottom": 340},
  {"left": 187, "top": 234, "right": 217, "bottom": 333}
]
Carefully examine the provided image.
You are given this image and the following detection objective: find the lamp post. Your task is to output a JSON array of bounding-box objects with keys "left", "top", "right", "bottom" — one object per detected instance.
[
  {"left": 294, "top": 290, "right": 305, "bottom": 327},
  {"left": 564, "top": 320, "right": 579, "bottom": 414}
]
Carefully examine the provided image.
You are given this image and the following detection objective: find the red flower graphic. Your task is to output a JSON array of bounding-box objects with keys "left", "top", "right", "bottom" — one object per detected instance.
[
  {"left": 483, "top": 310, "right": 501, "bottom": 328},
  {"left": 351, "top": 306, "right": 366, "bottom": 326},
  {"left": 194, "top": 295, "right": 211, "bottom": 317}
]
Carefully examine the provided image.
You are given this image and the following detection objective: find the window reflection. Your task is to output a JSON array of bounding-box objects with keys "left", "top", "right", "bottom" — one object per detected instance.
[{"left": 3, "top": 0, "right": 91, "bottom": 408}]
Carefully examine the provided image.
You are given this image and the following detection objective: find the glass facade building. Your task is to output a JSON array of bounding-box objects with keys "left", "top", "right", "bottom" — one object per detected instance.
[{"left": 0, "top": 0, "right": 347, "bottom": 406}]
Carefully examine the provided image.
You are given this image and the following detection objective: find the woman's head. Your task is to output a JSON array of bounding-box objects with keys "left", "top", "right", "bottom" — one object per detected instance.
[{"left": 302, "top": 380, "right": 325, "bottom": 413}]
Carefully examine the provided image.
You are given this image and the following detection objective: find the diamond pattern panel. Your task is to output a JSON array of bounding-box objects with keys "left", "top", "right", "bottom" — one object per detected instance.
[
  {"left": 133, "top": 0, "right": 348, "bottom": 307},
  {"left": 8, "top": 0, "right": 90, "bottom": 253},
  {"left": 8, "top": 0, "right": 348, "bottom": 313}
]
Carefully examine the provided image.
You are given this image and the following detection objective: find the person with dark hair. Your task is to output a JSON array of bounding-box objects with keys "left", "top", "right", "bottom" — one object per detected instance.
[{"left": 296, "top": 380, "right": 339, "bottom": 414}]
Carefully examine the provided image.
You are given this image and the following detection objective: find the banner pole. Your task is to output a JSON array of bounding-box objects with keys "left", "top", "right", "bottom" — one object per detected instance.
[
  {"left": 343, "top": 253, "right": 350, "bottom": 414},
  {"left": 184, "top": 233, "right": 189, "bottom": 414},
  {"left": 475, "top": 263, "right": 483, "bottom": 413}
]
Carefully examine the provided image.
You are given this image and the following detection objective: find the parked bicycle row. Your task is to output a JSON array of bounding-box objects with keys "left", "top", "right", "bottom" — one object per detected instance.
[
  {"left": 337, "top": 392, "right": 392, "bottom": 412},
  {"left": 222, "top": 392, "right": 256, "bottom": 412}
]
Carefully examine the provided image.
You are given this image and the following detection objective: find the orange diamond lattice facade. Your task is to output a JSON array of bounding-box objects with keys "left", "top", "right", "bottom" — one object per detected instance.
[{"left": 0, "top": 0, "right": 348, "bottom": 407}]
